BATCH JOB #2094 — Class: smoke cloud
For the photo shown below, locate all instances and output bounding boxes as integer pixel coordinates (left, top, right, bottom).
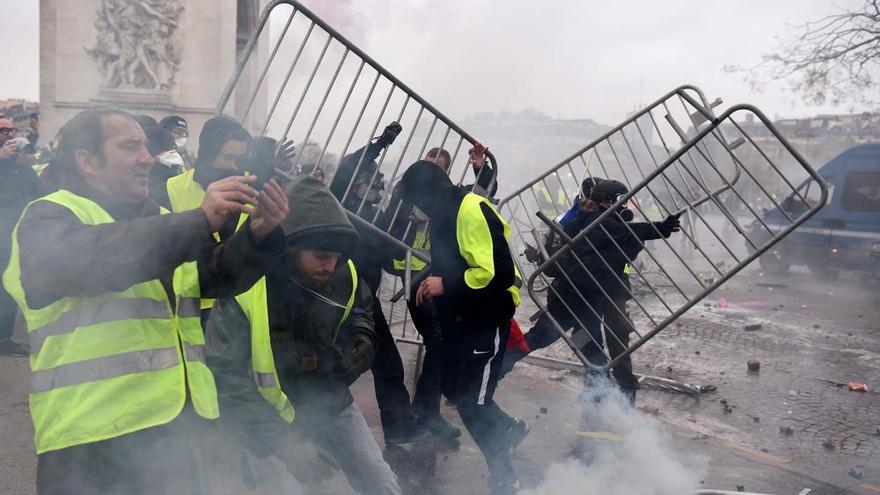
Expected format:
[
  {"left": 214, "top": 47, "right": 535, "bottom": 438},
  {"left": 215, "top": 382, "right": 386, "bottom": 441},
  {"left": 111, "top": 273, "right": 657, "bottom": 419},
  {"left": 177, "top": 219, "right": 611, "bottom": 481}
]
[{"left": 521, "top": 381, "right": 706, "bottom": 495}]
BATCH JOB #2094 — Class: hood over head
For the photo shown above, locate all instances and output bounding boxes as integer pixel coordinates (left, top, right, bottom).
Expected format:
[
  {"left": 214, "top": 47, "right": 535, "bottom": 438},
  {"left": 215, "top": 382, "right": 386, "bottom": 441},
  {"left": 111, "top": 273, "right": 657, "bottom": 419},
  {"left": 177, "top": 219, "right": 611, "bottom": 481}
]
[
  {"left": 281, "top": 175, "right": 359, "bottom": 255},
  {"left": 397, "top": 160, "right": 462, "bottom": 221},
  {"left": 195, "top": 115, "right": 251, "bottom": 169}
]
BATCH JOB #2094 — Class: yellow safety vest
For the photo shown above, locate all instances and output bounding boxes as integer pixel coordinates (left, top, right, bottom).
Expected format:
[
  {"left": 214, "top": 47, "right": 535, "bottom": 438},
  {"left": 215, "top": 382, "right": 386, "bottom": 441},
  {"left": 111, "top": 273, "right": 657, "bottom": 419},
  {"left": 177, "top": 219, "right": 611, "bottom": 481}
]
[
  {"left": 457, "top": 193, "right": 521, "bottom": 307},
  {"left": 166, "top": 169, "right": 248, "bottom": 309},
  {"left": 234, "top": 260, "right": 359, "bottom": 423},
  {"left": 2, "top": 189, "right": 218, "bottom": 454},
  {"left": 391, "top": 223, "right": 429, "bottom": 272},
  {"left": 539, "top": 185, "right": 568, "bottom": 210}
]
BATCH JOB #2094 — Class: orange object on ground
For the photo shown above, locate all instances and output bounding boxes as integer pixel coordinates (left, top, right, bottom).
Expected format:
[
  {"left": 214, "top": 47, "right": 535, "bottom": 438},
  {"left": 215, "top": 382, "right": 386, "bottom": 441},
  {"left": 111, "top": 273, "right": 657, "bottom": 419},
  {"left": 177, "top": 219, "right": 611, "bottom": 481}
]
[{"left": 848, "top": 381, "right": 868, "bottom": 392}]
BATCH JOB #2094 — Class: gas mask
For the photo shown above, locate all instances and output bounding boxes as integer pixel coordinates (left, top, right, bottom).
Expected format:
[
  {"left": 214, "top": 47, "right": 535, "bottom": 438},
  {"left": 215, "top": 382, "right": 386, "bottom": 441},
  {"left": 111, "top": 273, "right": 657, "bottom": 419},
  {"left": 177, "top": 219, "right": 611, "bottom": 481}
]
[
  {"left": 156, "top": 150, "right": 185, "bottom": 168},
  {"left": 353, "top": 173, "right": 385, "bottom": 205},
  {"left": 175, "top": 137, "right": 188, "bottom": 149}
]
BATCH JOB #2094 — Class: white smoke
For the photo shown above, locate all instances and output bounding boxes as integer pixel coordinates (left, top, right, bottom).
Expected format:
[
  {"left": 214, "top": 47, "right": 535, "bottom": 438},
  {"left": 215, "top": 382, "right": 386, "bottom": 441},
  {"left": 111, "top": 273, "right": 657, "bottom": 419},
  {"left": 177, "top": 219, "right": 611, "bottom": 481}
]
[{"left": 520, "top": 381, "right": 706, "bottom": 495}]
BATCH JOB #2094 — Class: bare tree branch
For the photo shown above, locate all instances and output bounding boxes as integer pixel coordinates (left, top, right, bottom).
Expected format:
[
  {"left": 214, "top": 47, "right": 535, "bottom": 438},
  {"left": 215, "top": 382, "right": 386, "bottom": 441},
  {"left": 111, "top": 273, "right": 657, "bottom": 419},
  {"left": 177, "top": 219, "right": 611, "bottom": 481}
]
[{"left": 726, "top": 0, "right": 880, "bottom": 107}]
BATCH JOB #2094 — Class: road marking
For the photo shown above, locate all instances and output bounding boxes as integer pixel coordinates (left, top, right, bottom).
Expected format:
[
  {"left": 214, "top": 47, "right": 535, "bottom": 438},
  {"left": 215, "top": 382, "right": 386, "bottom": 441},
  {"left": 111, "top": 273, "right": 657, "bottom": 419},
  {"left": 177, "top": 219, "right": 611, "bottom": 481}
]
[
  {"left": 576, "top": 430, "right": 624, "bottom": 442},
  {"left": 718, "top": 439, "right": 792, "bottom": 464}
]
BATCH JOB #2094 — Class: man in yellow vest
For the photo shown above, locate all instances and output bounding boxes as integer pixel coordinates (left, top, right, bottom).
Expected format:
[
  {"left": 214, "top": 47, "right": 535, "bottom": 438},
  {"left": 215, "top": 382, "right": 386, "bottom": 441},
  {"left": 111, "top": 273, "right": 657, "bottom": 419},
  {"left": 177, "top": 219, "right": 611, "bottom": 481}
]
[
  {"left": 378, "top": 143, "right": 497, "bottom": 442},
  {"left": 205, "top": 176, "right": 401, "bottom": 494},
  {"left": 397, "top": 161, "right": 527, "bottom": 495},
  {"left": 166, "top": 115, "right": 254, "bottom": 242},
  {"left": 2, "top": 108, "right": 289, "bottom": 494},
  {"left": 166, "top": 115, "right": 260, "bottom": 323}
]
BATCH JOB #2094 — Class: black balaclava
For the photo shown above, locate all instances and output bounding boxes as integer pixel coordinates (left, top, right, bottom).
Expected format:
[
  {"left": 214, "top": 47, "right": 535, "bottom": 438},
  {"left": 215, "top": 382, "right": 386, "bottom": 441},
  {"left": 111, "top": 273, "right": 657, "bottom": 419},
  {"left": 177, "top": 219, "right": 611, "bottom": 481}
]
[
  {"left": 193, "top": 115, "right": 252, "bottom": 187},
  {"left": 397, "top": 160, "right": 463, "bottom": 223}
]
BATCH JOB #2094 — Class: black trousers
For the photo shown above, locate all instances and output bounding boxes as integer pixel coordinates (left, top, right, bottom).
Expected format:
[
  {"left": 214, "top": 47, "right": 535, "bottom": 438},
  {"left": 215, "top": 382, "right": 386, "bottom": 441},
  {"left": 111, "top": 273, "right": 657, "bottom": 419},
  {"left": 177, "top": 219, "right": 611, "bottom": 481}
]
[
  {"left": 370, "top": 299, "right": 417, "bottom": 433},
  {"left": 37, "top": 409, "right": 205, "bottom": 495},
  {"left": 405, "top": 284, "right": 444, "bottom": 419},
  {"left": 441, "top": 320, "right": 516, "bottom": 480}
]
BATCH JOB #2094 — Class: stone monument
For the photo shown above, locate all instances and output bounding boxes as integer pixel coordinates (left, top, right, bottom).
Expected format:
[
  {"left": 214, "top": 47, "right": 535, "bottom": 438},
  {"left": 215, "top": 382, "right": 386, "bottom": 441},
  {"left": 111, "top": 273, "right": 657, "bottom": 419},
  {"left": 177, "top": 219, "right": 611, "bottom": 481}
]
[{"left": 40, "top": 0, "right": 265, "bottom": 150}]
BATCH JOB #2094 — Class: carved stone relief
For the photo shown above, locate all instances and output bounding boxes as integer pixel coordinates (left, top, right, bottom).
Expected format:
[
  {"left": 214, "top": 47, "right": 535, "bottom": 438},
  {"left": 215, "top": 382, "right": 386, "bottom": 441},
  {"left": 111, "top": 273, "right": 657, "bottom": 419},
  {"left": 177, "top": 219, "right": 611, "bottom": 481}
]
[{"left": 87, "top": 0, "right": 185, "bottom": 91}]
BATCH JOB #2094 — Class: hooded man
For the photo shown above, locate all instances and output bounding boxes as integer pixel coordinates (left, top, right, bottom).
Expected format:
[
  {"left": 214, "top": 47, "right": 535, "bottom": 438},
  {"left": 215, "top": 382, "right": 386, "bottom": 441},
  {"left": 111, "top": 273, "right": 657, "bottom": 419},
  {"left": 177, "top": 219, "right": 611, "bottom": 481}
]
[
  {"left": 328, "top": 122, "right": 432, "bottom": 445},
  {"left": 166, "top": 116, "right": 257, "bottom": 321},
  {"left": 397, "top": 161, "right": 527, "bottom": 495},
  {"left": 205, "top": 176, "right": 402, "bottom": 495}
]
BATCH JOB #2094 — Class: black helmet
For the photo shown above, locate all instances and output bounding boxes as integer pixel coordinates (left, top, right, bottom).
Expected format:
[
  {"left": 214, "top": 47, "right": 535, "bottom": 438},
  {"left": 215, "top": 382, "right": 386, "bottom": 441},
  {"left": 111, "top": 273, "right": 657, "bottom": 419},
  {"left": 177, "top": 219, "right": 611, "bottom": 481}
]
[
  {"left": 591, "top": 179, "right": 628, "bottom": 204},
  {"left": 580, "top": 177, "right": 603, "bottom": 200}
]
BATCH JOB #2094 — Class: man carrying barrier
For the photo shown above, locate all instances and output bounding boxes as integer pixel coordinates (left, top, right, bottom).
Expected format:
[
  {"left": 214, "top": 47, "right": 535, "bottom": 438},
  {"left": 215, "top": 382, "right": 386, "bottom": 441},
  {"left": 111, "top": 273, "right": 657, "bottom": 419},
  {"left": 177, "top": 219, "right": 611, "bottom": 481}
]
[{"left": 501, "top": 178, "right": 682, "bottom": 405}]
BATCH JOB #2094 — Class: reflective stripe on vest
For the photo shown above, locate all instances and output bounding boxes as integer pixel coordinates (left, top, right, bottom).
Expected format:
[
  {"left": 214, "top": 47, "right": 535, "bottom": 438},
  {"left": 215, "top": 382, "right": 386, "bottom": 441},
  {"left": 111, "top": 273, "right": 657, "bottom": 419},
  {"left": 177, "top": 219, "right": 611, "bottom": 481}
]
[
  {"left": 235, "top": 259, "right": 359, "bottom": 424},
  {"left": 2, "top": 189, "right": 219, "bottom": 454},
  {"left": 456, "top": 193, "right": 521, "bottom": 307},
  {"left": 392, "top": 224, "right": 430, "bottom": 272},
  {"left": 166, "top": 170, "right": 247, "bottom": 309}
]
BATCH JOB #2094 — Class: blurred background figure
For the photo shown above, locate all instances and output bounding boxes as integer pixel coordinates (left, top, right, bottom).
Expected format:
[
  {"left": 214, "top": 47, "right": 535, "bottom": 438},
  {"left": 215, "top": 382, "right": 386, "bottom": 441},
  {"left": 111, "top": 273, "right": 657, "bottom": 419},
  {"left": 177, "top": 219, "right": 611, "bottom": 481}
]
[
  {"left": 0, "top": 113, "right": 41, "bottom": 356},
  {"left": 146, "top": 125, "right": 185, "bottom": 210},
  {"left": 159, "top": 115, "right": 192, "bottom": 168}
]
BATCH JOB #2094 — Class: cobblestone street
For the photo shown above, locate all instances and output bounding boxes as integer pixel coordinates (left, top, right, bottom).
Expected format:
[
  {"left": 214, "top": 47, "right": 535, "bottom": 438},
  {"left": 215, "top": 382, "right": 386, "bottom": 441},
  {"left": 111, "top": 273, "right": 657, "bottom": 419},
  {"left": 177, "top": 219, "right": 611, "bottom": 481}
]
[{"left": 525, "top": 262, "right": 880, "bottom": 494}]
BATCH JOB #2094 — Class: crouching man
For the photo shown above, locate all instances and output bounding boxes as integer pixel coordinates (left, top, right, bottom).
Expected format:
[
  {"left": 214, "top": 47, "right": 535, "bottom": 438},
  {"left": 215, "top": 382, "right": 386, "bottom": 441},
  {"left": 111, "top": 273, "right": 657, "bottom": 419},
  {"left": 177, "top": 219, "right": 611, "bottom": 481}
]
[{"left": 205, "top": 176, "right": 402, "bottom": 495}]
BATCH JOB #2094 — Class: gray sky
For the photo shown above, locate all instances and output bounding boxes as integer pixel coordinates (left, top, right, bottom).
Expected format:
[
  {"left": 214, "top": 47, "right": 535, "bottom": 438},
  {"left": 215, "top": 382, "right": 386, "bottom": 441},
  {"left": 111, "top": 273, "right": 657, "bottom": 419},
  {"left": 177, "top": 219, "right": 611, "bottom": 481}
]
[{"left": 1, "top": 0, "right": 868, "bottom": 125}]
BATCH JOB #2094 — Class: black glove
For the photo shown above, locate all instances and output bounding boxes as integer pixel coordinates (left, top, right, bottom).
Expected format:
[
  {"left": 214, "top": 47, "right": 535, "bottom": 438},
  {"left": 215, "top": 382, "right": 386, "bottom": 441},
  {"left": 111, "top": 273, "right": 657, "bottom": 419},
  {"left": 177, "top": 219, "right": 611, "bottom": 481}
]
[
  {"left": 657, "top": 214, "right": 682, "bottom": 238},
  {"left": 523, "top": 243, "right": 541, "bottom": 264},
  {"left": 337, "top": 334, "right": 375, "bottom": 385},
  {"left": 376, "top": 122, "right": 403, "bottom": 148},
  {"left": 274, "top": 434, "right": 339, "bottom": 484}
]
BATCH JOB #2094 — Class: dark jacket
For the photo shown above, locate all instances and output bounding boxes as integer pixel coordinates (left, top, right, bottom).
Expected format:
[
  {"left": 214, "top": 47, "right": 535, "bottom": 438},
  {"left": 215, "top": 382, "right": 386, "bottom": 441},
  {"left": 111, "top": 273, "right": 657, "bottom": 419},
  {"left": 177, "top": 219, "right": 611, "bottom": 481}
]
[
  {"left": 378, "top": 160, "right": 499, "bottom": 276},
  {"left": 398, "top": 161, "right": 516, "bottom": 327},
  {"left": 205, "top": 177, "right": 376, "bottom": 453},
  {"left": 553, "top": 207, "right": 664, "bottom": 301},
  {"left": 148, "top": 163, "right": 179, "bottom": 211},
  {"left": 13, "top": 174, "right": 281, "bottom": 311},
  {"left": 0, "top": 157, "right": 43, "bottom": 268}
]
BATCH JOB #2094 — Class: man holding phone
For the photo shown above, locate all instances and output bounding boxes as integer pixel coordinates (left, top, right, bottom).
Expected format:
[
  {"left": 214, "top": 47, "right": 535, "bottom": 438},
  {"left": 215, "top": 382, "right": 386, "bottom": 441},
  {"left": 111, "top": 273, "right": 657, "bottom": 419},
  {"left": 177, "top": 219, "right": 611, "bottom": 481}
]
[{"left": 0, "top": 114, "right": 42, "bottom": 356}]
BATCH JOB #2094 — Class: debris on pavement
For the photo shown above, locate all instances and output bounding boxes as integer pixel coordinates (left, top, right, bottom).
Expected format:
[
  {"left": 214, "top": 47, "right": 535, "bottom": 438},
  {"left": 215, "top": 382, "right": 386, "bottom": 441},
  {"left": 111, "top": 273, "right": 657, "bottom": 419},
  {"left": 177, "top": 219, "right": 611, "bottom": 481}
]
[
  {"left": 822, "top": 439, "right": 835, "bottom": 451},
  {"left": 848, "top": 468, "right": 863, "bottom": 480},
  {"left": 747, "top": 360, "right": 760, "bottom": 373},
  {"left": 779, "top": 426, "right": 794, "bottom": 436},
  {"left": 539, "top": 407, "right": 548, "bottom": 414},
  {"left": 847, "top": 381, "right": 868, "bottom": 392},
  {"left": 549, "top": 370, "right": 570, "bottom": 381},
  {"left": 744, "top": 323, "right": 762, "bottom": 332}
]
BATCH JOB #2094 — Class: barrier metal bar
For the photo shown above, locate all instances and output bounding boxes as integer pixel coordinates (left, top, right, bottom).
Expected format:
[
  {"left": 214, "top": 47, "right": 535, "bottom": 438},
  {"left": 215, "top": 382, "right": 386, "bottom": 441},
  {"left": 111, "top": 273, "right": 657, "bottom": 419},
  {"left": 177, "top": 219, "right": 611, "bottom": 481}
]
[
  {"left": 527, "top": 104, "right": 826, "bottom": 372},
  {"left": 216, "top": 0, "right": 498, "bottom": 261}
]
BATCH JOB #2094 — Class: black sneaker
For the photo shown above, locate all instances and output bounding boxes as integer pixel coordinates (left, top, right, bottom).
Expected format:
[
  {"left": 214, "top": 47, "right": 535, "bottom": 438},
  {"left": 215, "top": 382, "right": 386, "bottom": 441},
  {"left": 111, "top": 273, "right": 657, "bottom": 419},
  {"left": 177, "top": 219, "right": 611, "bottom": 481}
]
[
  {"left": 416, "top": 414, "right": 462, "bottom": 440},
  {"left": 0, "top": 339, "right": 28, "bottom": 357},
  {"left": 502, "top": 418, "right": 529, "bottom": 453},
  {"left": 384, "top": 425, "right": 431, "bottom": 446},
  {"left": 488, "top": 473, "right": 521, "bottom": 495}
]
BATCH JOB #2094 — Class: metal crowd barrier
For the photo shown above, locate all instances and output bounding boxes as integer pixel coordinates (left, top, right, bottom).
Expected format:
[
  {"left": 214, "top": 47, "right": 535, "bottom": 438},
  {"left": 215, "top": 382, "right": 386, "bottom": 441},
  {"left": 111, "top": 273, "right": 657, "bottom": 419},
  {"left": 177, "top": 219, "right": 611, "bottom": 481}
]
[
  {"left": 216, "top": 0, "right": 495, "bottom": 265},
  {"left": 509, "top": 97, "right": 826, "bottom": 371}
]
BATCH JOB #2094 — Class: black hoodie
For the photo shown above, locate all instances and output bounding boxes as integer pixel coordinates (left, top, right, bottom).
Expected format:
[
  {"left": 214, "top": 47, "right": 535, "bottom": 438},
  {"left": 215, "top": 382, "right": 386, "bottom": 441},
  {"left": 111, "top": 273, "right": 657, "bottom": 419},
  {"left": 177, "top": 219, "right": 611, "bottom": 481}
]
[{"left": 398, "top": 161, "right": 515, "bottom": 327}]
